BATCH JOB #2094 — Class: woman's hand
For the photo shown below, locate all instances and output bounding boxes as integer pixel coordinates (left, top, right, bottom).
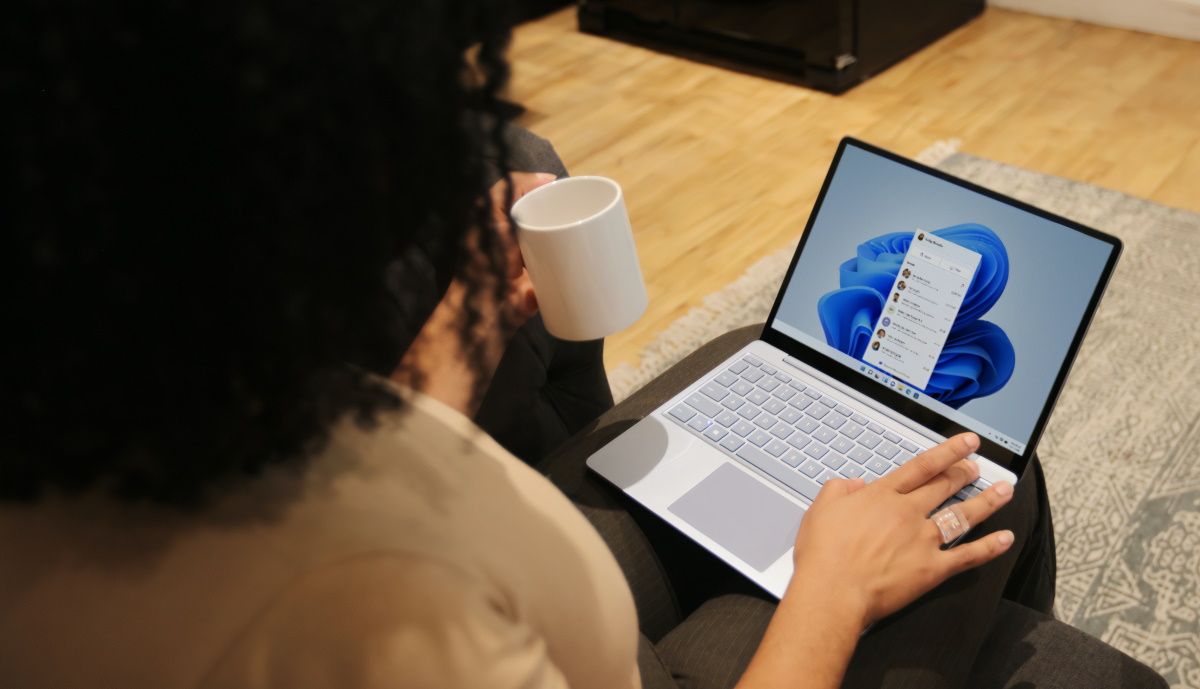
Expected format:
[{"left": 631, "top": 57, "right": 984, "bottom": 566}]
[
  {"left": 736, "top": 432, "right": 1016, "bottom": 689},
  {"left": 789, "top": 432, "right": 1015, "bottom": 630},
  {"left": 392, "top": 171, "right": 555, "bottom": 415},
  {"left": 485, "top": 171, "right": 557, "bottom": 330}
]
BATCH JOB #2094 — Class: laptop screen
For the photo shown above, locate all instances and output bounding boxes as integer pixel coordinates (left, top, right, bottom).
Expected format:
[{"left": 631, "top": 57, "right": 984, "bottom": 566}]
[{"left": 768, "top": 142, "right": 1117, "bottom": 455}]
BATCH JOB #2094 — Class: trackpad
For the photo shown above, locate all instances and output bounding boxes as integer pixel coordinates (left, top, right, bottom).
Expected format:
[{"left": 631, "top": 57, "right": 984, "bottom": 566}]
[{"left": 668, "top": 463, "right": 805, "bottom": 572}]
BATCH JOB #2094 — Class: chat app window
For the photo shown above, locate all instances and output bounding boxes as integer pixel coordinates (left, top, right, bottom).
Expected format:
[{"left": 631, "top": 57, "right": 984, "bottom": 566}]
[{"left": 862, "top": 231, "right": 982, "bottom": 390}]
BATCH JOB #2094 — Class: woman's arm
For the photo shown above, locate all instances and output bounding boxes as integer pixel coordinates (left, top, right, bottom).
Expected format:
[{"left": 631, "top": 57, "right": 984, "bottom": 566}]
[{"left": 736, "top": 433, "right": 1016, "bottom": 689}]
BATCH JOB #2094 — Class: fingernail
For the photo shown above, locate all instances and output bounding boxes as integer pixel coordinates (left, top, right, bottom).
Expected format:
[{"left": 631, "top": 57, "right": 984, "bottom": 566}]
[
  {"left": 997, "top": 530, "right": 1014, "bottom": 547},
  {"left": 963, "top": 433, "right": 980, "bottom": 451},
  {"left": 535, "top": 172, "right": 558, "bottom": 181},
  {"left": 994, "top": 481, "right": 1013, "bottom": 498}
]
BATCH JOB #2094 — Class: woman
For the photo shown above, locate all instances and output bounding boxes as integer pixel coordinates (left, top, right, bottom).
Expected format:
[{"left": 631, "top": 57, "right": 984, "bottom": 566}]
[{"left": 4, "top": 1, "right": 1164, "bottom": 688}]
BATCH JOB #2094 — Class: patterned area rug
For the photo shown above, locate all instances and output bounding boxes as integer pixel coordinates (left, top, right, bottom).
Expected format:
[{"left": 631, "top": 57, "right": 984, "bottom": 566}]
[{"left": 609, "top": 143, "right": 1200, "bottom": 687}]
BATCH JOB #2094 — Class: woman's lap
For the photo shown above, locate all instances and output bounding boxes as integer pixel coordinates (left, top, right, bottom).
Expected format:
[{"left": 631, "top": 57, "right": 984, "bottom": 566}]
[{"left": 521, "top": 323, "right": 1159, "bottom": 688}]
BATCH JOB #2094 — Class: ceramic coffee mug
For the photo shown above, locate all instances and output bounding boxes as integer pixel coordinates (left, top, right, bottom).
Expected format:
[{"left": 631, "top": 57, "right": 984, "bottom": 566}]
[{"left": 510, "top": 176, "right": 647, "bottom": 341}]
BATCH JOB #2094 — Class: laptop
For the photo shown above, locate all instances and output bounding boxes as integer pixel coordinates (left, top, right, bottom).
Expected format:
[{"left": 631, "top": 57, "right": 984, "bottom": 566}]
[{"left": 588, "top": 137, "right": 1121, "bottom": 598}]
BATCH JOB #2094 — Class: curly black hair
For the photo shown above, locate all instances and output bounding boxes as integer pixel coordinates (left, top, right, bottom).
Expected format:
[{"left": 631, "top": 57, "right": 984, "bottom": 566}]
[{"left": 4, "top": 0, "right": 516, "bottom": 504}]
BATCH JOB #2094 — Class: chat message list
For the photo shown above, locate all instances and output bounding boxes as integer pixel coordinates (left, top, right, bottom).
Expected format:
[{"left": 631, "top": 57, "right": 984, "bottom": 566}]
[{"left": 862, "top": 230, "right": 982, "bottom": 390}]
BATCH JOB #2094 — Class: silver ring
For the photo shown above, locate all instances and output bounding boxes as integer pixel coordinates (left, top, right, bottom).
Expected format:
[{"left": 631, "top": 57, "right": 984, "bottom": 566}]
[{"left": 932, "top": 505, "right": 969, "bottom": 544}]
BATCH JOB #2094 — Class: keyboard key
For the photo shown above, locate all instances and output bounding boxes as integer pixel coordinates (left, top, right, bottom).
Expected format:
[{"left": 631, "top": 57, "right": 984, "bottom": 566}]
[
  {"left": 720, "top": 435, "right": 745, "bottom": 452},
  {"left": 728, "top": 361, "right": 749, "bottom": 374},
  {"left": 819, "top": 396, "right": 838, "bottom": 408},
  {"left": 812, "top": 426, "right": 837, "bottom": 444},
  {"left": 735, "top": 444, "right": 821, "bottom": 502},
  {"left": 821, "top": 453, "right": 847, "bottom": 470},
  {"left": 715, "top": 410, "right": 739, "bottom": 427},
  {"left": 876, "top": 442, "right": 900, "bottom": 459},
  {"left": 715, "top": 371, "right": 739, "bottom": 387},
  {"left": 804, "top": 388, "right": 821, "bottom": 400},
  {"left": 789, "top": 396, "right": 813, "bottom": 411},
  {"left": 789, "top": 381, "right": 808, "bottom": 392},
  {"left": 686, "top": 393, "right": 722, "bottom": 418},
  {"left": 754, "top": 414, "right": 778, "bottom": 430},
  {"left": 882, "top": 430, "right": 901, "bottom": 444},
  {"left": 774, "top": 372, "right": 791, "bottom": 383},
  {"left": 731, "top": 420, "right": 755, "bottom": 437},
  {"left": 669, "top": 404, "right": 696, "bottom": 422},
  {"left": 737, "top": 406, "right": 761, "bottom": 421},
  {"left": 704, "top": 425, "right": 728, "bottom": 442},
  {"left": 963, "top": 484, "right": 983, "bottom": 498},
  {"left": 839, "top": 464, "right": 866, "bottom": 479},
  {"left": 816, "top": 469, "right": 838, "bottom": 485},
  {"left": 807, "top": 405, "right": 830, "bottom": 420},
  {"left": 779, "top": 407, "right": 803, "bottom": 425},
  {"left": 772, "top": 386, "right": 797, "bottom": 402},
  {"left": 851, "top": 414, "right": 870, "bottom": 426},
  {"left": 848, "top": 446, "right": 873, "bottom": 465},
  {"left": 866, "top": 458, "right": 891, "bottom": 475},
  {"left": 687, "top": 415, "right": 710, "bottom": 432},
  {"left": 732, "top": 380, "right": 754, "bottom": 396},
  {"left": 900, "top": 440, "right": 919, "bottom": 453},
  {"left": 822, "top": 414, "right": 847, "bottom": 430},
  {"left": 748, "top": 429, "right": 772, "bottom": 447},
  {"left": 893, "top": 452, "right": 914, "bottom": 465},
  {"left": 782, "top": 449, "right": 806, "bottom": 468},
  {"left": 804, "top": 443, "right": 830, "bottom": 460},
  {"left": 796, "top": 417, "right": 820, "bottom": 434},
  {"left": 764, "top": 439, "right": 789, "bottom": 458},
  {"left": 858, "top": 432, "right": 882, "bottom": 449},
  {"left": 747, "top": 389, "right": 770, "bottom": 405},
  {"left": 840, "top": 423, "right": 863, "bottom": 439},
  {"left": 763, "top": 398, "right": 786, "bottom": 415},
  {"left": 830, "top": 436, "right": 855, "bottom": 454},
  {"left": 722, "top": 396, "right": 746, "bottom": 411},
  {"left": 701, "top": 383, "right": 728, "bottom": 402},
  {"left": 798, "top": 460, "right": 823, "bottom": 478},
  {"left": 756, "top": 378, "right": 781, "bottom": 392},
  {"left": 770, "top": 424, "right": 794, "bottom": 439},
  {"left": 743, "top": 355, "right": 763, "bottom": 367},
  {"left": 761, "top": 364, "right": 777, "bottom": 375},
  {"left": 834, "top": 405, "right": 853, "bottom": 417},
  {"left": 866, "top": 422, "right": 885, "bottom": 435},
  {"left": 786, "top": 434, "right": 811, "bottom": 451},
  {"left": 740, "top": 368, "right": 765, "bottom": 383}
]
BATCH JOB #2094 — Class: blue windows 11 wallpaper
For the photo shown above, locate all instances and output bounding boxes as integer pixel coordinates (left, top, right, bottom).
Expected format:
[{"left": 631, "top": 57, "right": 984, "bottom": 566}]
[
  {"left": 772, "top": 145, "right": 1113, "bottom": 448},
  {"left": 816, "top": 224, "right": 1013, "bottom": 409}
]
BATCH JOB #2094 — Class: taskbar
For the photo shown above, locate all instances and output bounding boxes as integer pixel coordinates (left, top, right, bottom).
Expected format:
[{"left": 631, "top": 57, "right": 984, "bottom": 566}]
[{"left": 770, "top": 321, "right": 1028, "bottom": 455}]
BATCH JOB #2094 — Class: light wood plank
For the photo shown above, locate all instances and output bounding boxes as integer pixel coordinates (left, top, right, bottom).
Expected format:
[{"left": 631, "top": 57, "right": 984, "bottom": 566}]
[{"left": 506, "top": 8, "right": 1200, "bottom": 371}]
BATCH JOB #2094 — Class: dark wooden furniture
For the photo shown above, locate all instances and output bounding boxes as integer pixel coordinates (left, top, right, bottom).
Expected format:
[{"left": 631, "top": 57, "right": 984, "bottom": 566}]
[{"left": 578, "top": 0, "right": 985, "bottom": 93}]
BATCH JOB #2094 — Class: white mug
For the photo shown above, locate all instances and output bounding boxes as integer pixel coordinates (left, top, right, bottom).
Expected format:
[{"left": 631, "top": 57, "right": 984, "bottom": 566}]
[{"left": 510, "top": 176, "right": 647, "bottom": 341}]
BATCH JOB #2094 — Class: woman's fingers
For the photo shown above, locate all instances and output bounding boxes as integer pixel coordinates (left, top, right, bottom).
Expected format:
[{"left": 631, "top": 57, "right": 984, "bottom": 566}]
[
  {"left": 882, "top": 432, "right": 980, "bottom": 494},
  {"left": 941, "top": 528, "right": 1016, "bottom": 576},
  {"left": 908, "top": 458, "right": 980, "bottom": 511},
  {"left": 930, "top": 481, "right": 1014, "bottom": 540}
]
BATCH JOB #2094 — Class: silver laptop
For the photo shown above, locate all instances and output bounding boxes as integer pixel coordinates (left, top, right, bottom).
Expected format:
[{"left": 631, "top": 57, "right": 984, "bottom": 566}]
[{"left": 588, "top": 138, "right": 1121, "bottom": 598}]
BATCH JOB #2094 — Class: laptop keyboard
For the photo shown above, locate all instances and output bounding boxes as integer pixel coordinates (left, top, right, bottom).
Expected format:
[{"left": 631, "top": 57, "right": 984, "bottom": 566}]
[{"left": 666, "top": 354, "right": 989, "bottom": 506}]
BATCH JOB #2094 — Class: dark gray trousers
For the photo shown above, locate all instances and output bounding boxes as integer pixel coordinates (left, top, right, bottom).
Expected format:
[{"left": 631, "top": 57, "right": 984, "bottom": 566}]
[{"left": 532, "top": 325, "right": 1165, "bottom": 689}]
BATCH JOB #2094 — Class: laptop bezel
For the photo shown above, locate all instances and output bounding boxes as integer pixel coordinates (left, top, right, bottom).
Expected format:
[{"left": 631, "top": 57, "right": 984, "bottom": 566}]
[{"left": 760, "top": 137, "right": 1122, "bottom": 478}]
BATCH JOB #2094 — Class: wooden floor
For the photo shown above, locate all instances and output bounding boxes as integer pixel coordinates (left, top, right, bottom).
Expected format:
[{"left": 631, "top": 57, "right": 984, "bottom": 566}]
[{"left": 507, "top": 7, "right": 1200, "bottom": 370}]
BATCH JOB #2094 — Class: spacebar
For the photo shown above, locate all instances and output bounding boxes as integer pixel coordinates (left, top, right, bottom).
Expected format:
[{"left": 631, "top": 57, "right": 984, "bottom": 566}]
[{"left": 735, "top": 444, "right": 822, "bottom": 502}]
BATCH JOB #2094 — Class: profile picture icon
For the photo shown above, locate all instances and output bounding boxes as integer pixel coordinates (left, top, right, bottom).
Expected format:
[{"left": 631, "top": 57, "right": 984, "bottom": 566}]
[
  {"left": 882, "top": 317, "right": 891, "bottom": 326},
  {"left": 897, "top": 280, "right": 907, "bottom": 291},
  {"left": 902, "top": 268, "right": 911, "bottom": 278},
  {"left": 892, "top": 292, "right": 900, "bottom": 303},
  {"left": 917, "top": 232, "right": 925, "bottom": 241},
  {"left": 871, "top": 341, "right": 881, "bottom": 351},
  {"left": 876, "top": 329, "right": 886, "bottom": 338}
]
